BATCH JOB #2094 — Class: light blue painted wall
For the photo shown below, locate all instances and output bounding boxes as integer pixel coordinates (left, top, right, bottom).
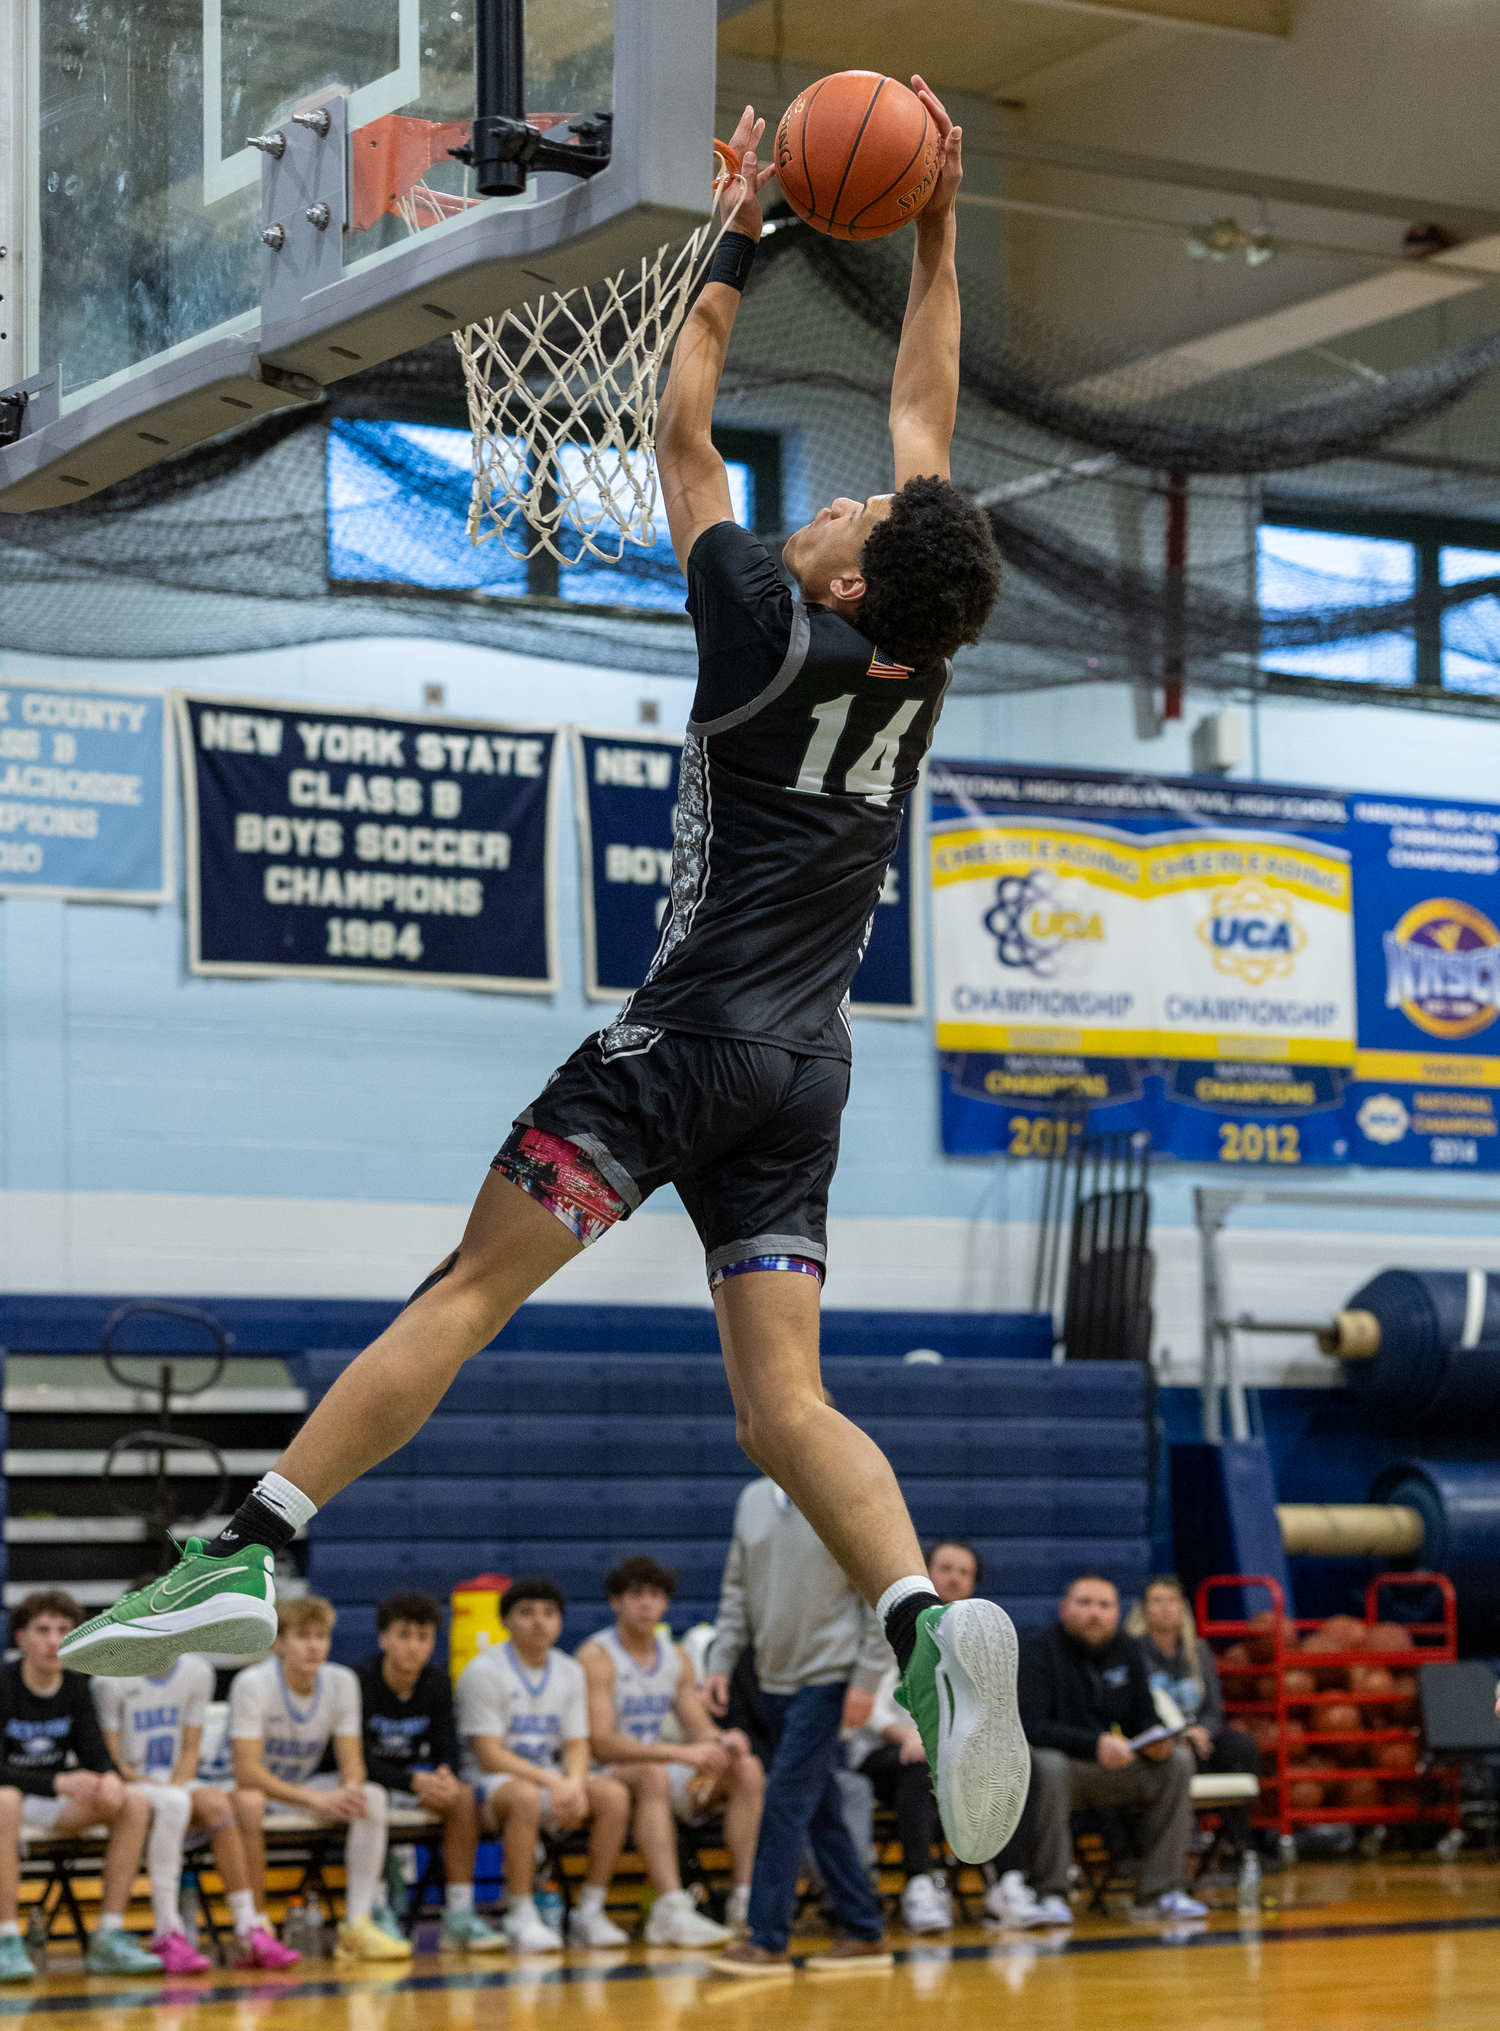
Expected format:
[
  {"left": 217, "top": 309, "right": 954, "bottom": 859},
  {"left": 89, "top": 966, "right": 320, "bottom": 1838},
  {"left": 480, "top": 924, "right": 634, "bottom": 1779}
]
[{"left": 4, "top": 638, "right": 1500, "bottom": 1251}]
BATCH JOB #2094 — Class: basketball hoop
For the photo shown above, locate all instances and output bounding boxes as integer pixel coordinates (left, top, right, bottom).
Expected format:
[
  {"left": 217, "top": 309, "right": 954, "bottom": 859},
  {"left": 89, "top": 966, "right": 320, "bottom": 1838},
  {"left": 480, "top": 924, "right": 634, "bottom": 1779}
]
[{"left": 453, "top": 140, "right": 744, "bottom": 566}]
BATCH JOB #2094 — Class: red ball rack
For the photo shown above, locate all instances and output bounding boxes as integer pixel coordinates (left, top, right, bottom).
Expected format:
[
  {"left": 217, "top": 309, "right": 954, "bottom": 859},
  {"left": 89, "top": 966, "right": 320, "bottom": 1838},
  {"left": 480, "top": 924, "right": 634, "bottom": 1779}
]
[{"left": 1195, "top": 1572, "right": 1460, "bottom": 1840}]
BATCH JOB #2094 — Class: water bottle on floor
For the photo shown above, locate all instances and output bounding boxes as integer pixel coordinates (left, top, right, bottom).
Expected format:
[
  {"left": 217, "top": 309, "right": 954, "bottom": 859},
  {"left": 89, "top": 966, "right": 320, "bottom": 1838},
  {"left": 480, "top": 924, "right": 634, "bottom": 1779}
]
[
  {"left": 304, "top": 1891, "right": 329, "bottom": 1958},
  {"left": 535, "top": 1882, "right": 565, "bottom": 1935},
  {"left": 281, "top": 1898, "right": 308, "bottom": 1960},
  {"left": 179, "top": 1872, "right": 201, "bottom": 1953},
  {"left": 1238, "top": 1850, "right": 1262, "bottom": 1916},
  {"left": 24, "top": 1905, "right": 48, "bottom": 1972}
]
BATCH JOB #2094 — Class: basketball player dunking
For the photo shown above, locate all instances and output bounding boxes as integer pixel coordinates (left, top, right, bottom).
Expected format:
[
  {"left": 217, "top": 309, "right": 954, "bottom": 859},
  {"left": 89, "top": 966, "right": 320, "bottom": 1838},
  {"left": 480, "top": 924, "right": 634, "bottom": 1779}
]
[{"left": 62, "top": 83, "right": 1029, "bottom": 1873}]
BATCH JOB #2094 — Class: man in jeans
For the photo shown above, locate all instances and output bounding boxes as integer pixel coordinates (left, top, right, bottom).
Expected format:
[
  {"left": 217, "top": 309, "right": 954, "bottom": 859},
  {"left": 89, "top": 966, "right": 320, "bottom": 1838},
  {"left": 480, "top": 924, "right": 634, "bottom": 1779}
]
[
  {"left": 1019, "top": 1575, "right": 1207, "bottom": 1924},
  {"left": 702, "top": 1477, "right": 892, "bottom": 1976}
]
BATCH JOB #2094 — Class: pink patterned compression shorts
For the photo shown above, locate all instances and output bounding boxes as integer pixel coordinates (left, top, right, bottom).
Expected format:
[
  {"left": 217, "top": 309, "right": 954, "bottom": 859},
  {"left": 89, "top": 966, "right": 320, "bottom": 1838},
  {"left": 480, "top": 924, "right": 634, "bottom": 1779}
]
[{"left": 492, "top": 1128, "right": 627, "bottom": 1247}]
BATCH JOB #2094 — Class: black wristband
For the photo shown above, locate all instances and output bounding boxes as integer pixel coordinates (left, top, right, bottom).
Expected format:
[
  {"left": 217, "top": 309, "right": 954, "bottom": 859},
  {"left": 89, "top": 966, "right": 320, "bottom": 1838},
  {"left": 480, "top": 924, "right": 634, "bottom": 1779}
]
[{"left": 706, "top": 231, "right": 758, "bottom": 293}]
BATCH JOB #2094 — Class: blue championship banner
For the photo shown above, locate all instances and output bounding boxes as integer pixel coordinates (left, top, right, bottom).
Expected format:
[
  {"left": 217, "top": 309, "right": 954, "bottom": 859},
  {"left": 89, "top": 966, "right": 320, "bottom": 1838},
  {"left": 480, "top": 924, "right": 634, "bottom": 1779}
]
[
  {"left": 573, "top": 729, "right": 922, "bottom": 1016},
  {"left": 931, "top": 762, "right": 1356, "bottom": 1165},
  {"left": 177, "top": 696, "right": 558, "bottom": 991},
  {"left": 0, "top": 678, "right": 169, "bottom": 902},
  {"left": 1346, "top": 792, "right": 1500, "bottom": 1170}
]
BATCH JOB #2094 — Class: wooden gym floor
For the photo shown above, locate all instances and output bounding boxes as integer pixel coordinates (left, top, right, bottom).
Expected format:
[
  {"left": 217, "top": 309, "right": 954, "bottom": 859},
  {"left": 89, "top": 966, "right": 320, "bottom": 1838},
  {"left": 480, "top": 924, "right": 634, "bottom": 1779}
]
[{"left": 9, "top": 1859, "right": 1500, "bottom": 2031}]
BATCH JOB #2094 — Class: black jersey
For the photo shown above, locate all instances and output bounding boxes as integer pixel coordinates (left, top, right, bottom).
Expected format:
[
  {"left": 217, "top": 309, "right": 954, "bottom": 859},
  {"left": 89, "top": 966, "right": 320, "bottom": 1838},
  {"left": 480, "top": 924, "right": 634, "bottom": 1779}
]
[
  {"left": 355, "top": 1656, "right": 461, "bottom": 1791},
  {"left": 0, "top": 1662, "right": 115, "bottom": 1797},
  {"left": 606, "top": 521, "right": 950, "bottom": 1063}
]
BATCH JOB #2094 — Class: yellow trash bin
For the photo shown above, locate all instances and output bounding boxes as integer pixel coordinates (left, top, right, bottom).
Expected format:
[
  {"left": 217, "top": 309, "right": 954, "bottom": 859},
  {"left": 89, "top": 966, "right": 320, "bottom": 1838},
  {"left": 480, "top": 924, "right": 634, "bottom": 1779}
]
[{"left": 450, "top": 1573, "right": 511, "bottom": 1679}]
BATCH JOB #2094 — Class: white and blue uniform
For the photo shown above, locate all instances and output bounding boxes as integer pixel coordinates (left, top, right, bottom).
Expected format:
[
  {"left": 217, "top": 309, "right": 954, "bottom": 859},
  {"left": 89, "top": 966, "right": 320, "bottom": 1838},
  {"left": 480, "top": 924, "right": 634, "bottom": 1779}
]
[
  {"left": 92, "top": 1656, "right": 215, "bottom": 1785},
  {"left": 456, "top": 1645, "right": 588, "bottom": 1831},
  {"left": 588, "top": 1629, "right": 706, "bottom": 1823},
  {"left": 228, "top": 1657, "right": 362, "bottom": 1809}
]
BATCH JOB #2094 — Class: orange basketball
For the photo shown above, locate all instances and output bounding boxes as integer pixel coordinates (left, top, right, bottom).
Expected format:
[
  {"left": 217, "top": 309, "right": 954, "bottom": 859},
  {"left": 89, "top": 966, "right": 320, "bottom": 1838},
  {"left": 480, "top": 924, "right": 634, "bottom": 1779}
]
[
  {"left": 1340, "top": 1777, "right": 1382, "bottom": 1809},
  {"left": 774, "top": 72, "right": 939, "bottom": 240}
]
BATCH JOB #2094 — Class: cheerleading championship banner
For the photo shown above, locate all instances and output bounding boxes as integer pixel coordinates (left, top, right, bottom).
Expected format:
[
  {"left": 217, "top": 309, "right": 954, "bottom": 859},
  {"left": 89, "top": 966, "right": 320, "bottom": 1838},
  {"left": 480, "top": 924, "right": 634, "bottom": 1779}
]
[
  {"left": 1345, "top": 792, "right": 1500, "bottom": 1170},
  {"left": 0, "top": 678, "right": 171, "bottom": 903},
  {"left": 177, "top": 697, "right": 558, "bottom": 991},
  {"left": 931, "top": 762, "right": 1357, "bottom": 1164},
  {"left": 574, "top": 729, "right": 922, "bottom": 1015}
]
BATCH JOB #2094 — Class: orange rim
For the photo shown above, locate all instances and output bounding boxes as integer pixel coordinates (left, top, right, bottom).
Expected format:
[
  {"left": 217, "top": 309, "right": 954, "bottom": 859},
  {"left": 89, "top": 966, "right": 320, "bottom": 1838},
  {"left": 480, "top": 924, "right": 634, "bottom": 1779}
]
[{"left": 712, "top": 137, "right": 741, "bottom": 184}]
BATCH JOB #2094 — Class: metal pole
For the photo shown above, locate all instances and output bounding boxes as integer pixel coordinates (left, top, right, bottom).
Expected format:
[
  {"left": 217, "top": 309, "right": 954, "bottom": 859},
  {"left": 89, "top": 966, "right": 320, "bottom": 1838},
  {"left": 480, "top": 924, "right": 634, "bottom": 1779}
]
[
  {"left": 473, "top": 0, "right": 527, "bottom": 198},
  {"left": 1196, "top": 1186, "right": 1223, "bottom": 1441}
]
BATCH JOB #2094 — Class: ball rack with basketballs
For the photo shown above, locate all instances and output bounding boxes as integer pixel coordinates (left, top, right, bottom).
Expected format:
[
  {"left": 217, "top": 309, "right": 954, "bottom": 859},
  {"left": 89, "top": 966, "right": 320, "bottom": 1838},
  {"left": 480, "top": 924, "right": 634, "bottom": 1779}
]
[{"left": 1196, "top": 1575, "right": 1461, "bottom": 1844}]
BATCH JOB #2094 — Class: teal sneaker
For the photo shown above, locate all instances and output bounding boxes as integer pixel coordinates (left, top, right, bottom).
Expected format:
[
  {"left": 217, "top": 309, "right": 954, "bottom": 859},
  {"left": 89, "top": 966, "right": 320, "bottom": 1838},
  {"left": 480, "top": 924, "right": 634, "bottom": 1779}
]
[
  {"left": 893, "top": 1598, "right": 1029, "bottom": 1865},
  {"left": 0, "top": 1937, "right": 34, "bottom": 1983},
  {"left": 84, "top": 1928, "right": 164, "bottom": 1975},
  {"left": 59, "top": 1538, "right": 277, "bottom": 1677},
  {"left": 371, "top": 1903, "right": 407, "bottom": 1944},
  {"left": 438, "top": 1911, "right": 507, "bottom": 1954}
]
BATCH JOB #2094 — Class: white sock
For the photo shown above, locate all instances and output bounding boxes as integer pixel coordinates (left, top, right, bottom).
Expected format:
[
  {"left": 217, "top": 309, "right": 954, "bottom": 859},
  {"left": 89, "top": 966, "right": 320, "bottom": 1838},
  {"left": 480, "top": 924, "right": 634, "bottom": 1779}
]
[
  {"left": 579, "top": 1886, "right": 605, "bottom": 1915},
  {"left": 876, "top": 1575, "right": 940, "bottom": 1625},
  {"left": 253, "top": 1471, "right": 318, "bottom": 1533},
  {"left": 445, "top": 1883, "right": 474, "bottom": 1914},
  {"left": 508, "top": 1894, "right": 537, "bottom": 1918},
  {"left": 0, "top": 1923, "right": 19, "bottom": 1939},
  {"left": 146, "top": 1787, "right": 193, "bottom": 1936},
  {"left": 342, "top": 1786, "right": 386, "bottom": 1924},
  {"left": 227, "top": 1891, "right": 257, "bottom": 1940},
  {"left": 98, "top": 1913, "right": 124, "bottom": 1932}
]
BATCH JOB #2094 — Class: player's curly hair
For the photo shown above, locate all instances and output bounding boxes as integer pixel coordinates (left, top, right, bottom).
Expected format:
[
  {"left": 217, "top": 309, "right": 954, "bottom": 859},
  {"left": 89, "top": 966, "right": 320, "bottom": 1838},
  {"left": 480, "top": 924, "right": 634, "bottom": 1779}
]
[{"left": 857, "top": 474, "right": 1000, "bottom": 665}]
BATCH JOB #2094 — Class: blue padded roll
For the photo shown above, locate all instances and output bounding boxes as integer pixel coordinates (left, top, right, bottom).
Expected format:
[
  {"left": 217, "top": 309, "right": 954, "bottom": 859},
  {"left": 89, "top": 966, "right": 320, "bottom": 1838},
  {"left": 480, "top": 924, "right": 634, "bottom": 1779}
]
[
  {"left": 1336, "top": 1269, "right": 1500, "bottom": 1427},
  {"left": 1370, "top": 1457, "right": 1500, "bottom": 1622}
]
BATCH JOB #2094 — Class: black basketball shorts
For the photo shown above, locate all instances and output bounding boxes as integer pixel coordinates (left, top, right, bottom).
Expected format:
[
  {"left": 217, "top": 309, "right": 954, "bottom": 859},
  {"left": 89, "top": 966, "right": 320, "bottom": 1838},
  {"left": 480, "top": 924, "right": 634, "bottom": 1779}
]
[{"left": 508, "top": 1027, "right": 849, "bottom": 1284}]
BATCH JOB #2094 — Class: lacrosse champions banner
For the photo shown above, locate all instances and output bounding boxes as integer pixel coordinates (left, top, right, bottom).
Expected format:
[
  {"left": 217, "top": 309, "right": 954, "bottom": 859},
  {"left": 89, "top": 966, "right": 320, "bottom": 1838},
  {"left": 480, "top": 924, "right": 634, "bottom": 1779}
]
[
  {"left": 575, "top": 729, "right": 922, "bottom": 1016},
  {"left": 931, "top": 762, "right": 1359, "bottom": 1165}
]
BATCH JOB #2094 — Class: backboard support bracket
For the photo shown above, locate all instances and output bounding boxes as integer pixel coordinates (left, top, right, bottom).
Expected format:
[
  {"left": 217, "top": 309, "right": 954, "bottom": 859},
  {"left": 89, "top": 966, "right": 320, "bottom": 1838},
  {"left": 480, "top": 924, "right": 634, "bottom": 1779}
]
[
  {"left": 258, "top": 98, "right": 349, "bottom": 329},
  {"left": 0, "top": 364, "right": 60, "bottom": 448}
]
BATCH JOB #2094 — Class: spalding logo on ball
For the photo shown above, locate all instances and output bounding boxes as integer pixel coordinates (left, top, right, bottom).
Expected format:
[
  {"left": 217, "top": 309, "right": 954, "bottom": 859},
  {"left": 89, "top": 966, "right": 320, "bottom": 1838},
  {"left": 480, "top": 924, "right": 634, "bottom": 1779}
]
[{"left": 775, "top": 73, "right": 939, "bottom": 241}]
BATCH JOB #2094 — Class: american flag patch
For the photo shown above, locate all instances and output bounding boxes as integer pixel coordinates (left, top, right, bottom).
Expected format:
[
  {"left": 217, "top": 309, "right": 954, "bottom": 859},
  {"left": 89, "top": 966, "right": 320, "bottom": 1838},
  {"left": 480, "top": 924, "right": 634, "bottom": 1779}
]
[{"left": 867, "top": 647, "right": 914, "bottom": 680}]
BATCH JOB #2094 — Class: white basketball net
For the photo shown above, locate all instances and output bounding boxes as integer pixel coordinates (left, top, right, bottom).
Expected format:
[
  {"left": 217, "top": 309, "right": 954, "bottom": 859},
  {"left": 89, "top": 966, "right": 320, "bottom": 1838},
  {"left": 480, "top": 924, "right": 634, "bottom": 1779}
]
[{"left": 455, "top": 161, "right": 743, "bottom": 565}]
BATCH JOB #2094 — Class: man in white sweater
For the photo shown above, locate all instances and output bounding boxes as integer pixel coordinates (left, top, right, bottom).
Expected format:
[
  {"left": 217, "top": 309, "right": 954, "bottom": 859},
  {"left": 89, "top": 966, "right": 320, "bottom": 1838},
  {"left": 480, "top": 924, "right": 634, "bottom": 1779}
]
[{"left": 701, "top": 1477, "right": 894, "bottom": 1976}]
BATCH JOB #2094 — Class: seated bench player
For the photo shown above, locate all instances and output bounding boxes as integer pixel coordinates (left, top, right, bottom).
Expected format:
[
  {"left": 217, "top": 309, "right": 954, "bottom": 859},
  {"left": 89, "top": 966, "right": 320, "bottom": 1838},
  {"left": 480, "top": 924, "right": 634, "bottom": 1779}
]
[
  {"left": 0, "top": 1591, "right": 161, "bottom": 1980},
  {"left": 578, "top": 1556, "right": 759, "bottom": 1941},
  {"left": 229, "top": 1595, "right": 411, "bottom": 1961},
  {"left": 456, "top": 1579, "right": 632, "bottom": 1951},
  {"left": 93, "top": 1632, "right": 290, "bottom": 1971},
  {"left": 355, "top": 1592, "right": 504, "bottom": 1953}
]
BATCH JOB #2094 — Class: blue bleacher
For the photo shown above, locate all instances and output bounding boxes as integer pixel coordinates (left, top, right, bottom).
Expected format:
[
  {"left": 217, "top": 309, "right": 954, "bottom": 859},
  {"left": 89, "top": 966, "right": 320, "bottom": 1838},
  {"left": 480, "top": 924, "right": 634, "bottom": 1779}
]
[{"left": 298, "top": 1352, "right": 1152, "bottom": 1665}]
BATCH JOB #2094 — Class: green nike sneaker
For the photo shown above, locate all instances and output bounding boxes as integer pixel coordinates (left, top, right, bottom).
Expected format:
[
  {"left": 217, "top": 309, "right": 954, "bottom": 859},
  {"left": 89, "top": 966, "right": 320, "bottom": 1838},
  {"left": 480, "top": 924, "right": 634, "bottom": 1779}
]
[
  {"left": 894, "top": 1597, "right": 1029, "bottom": 1865},
  {"left": 59, "top": 1538, "right": 278, "bottom": 1677}
]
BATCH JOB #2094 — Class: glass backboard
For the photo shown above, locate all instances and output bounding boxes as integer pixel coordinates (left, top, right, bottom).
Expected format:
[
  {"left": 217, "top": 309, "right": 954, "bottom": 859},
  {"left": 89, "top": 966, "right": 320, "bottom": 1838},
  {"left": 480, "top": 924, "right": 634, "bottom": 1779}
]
[
  {"left": 36, "top": 0, "right": 613, "bottom": 402},
  {"left": 1, "top": 0, "right": 713, "bottom": 511}
]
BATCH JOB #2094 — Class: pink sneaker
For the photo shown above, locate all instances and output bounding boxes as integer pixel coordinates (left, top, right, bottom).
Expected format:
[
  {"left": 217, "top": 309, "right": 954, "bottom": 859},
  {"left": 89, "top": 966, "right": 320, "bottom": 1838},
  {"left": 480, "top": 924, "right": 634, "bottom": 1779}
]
[
  {"left": 152, "top": 1931, "right": 213, "bottom": 1974},
  {"left": 236, "top": 1926, "right": 301, "bottom": 1970}
]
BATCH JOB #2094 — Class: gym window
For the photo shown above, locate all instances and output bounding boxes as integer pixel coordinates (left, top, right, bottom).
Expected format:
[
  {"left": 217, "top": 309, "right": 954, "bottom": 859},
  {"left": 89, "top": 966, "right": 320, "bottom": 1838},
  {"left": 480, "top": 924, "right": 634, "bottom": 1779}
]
[
  {"left": 1259, "top": 505, "right": 1500, "bottom": 695},
  {"left": 325, "top": 418, "right": 782, "bottom": 614}
]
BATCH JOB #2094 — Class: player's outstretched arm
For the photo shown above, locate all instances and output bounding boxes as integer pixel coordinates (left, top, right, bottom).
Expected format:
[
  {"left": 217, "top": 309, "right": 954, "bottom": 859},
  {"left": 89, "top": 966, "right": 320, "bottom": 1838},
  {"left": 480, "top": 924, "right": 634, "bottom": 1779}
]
[
  {"left": 889, "top": 77, "right": 962, "bottom": 487},
  {"left": 657, "top": 106, "right": 776, "bottom": 569}
]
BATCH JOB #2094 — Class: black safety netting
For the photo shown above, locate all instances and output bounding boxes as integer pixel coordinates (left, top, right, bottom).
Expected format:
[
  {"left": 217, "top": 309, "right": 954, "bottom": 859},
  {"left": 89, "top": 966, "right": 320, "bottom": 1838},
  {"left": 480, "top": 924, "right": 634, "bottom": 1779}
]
[{"left": 6, "top": 213, "right": 1500, "bottom": 693}]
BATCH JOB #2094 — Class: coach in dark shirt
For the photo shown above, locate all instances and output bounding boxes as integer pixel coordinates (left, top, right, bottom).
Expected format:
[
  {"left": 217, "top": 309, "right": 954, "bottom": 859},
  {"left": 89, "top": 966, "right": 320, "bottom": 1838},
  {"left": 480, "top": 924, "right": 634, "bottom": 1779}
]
[
  {"left": 1018, "top": 1575, "right": 1202, "bottom": 1922},
  {"left": 355, "top": 1593, "right": 502, "bottom": 1950}
]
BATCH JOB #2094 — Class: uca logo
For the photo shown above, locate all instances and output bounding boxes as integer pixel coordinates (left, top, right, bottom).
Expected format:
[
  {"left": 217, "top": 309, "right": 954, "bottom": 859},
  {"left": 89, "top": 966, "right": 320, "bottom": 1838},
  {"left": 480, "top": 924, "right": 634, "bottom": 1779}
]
[
  {"left": 1197, "top": 878, "right": 1306, "bottom": 987},
  {"left": 985, "top": 871, "right": 1103, "bottom": 975}
]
